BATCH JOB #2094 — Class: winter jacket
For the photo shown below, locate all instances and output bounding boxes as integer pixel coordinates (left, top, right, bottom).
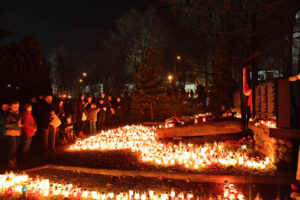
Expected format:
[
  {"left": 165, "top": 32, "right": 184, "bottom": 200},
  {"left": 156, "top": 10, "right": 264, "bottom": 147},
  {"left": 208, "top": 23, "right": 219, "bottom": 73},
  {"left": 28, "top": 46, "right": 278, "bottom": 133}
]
[
  {"left": 49, "top": 113, "right": 61, "bottom": 128},
  {"left": 55, "top": 105, "right": 65, "bottom": 120},
  {"left": 73, "top": 100, "right": 86, "bottom": 122},
  {"left": 88, "top": 108, "right": 99, "bottom": 122},
  {"left": 39, "top": 101, "right": 53, "bottom": 129},
  {"left": 5, "top": 110, "right": 22, "bottom": 136},
  {"left": 0, "top": 110, "right": 7, "bottom": 136},
  {"left": 22, "top": 111, "right": 37, "bottom": 137}
]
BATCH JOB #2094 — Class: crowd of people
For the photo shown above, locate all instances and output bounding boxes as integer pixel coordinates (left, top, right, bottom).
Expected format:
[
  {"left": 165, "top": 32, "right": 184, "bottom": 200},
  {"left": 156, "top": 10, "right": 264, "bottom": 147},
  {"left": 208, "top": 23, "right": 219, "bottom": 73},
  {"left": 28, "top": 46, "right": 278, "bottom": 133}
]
[{"left": 0, "top": 93, "right": 130, "bottom": 168}]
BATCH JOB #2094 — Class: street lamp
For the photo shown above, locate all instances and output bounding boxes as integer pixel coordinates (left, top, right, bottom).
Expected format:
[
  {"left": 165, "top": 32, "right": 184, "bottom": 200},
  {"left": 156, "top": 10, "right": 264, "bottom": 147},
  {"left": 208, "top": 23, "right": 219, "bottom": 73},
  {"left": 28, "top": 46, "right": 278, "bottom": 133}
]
[
  {"left": 176, "top": 55, "right": 181, "bottom": 60},
  {"left": 82, "top": 72, "right": 87, "bottom": 77},
  {"left": 168, "top": 75, "right": 173, "bottom": 83},
  {"left": 79, "top": 79, "right": 83, "bottom": 83}
]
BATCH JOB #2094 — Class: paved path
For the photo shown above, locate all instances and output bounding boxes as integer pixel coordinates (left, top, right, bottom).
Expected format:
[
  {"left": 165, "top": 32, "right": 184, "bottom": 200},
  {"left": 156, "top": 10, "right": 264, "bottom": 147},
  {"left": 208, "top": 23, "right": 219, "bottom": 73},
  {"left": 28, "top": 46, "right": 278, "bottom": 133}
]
[{"left": 25, "top": 164, "right": 295, "bottom": 185}]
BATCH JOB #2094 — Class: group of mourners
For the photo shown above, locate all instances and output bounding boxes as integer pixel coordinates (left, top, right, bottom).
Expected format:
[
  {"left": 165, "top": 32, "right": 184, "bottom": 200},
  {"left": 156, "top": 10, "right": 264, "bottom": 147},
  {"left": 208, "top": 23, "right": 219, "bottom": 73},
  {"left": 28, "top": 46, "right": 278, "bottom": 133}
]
[{"left": 0, "top": 93, "right": 130, "bottom": 168}]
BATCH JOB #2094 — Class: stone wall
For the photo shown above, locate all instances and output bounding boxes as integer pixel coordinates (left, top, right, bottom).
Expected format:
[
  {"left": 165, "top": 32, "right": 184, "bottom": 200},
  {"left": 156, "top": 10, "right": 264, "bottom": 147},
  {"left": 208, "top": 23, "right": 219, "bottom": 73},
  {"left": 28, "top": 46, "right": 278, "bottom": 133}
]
[{"left": 252, "top": 126, "right": 293, "bottom": 164}]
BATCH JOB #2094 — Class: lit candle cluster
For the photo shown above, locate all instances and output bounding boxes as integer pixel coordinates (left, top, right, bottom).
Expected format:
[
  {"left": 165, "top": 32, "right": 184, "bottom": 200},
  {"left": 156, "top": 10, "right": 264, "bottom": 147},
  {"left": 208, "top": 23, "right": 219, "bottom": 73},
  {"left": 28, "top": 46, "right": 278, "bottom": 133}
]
[
  {"left": 255, "top": 120, "right": 277, "bottom": 129},
  {"left": 68, "top": 125, "right": 272, "bottom": 170},
  {"left": 0, "top": 172, "right": 245, "bottom": 200}
]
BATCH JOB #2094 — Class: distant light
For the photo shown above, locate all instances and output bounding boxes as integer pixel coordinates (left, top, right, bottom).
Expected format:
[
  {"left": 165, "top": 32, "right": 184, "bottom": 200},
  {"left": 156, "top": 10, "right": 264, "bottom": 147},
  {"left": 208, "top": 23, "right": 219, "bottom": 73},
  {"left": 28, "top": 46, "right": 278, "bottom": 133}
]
[
  {"left": 61, "top": 93, "right": 67, "bottom": 99},
  {"left": 82, "top": 72, "right": 87, "bottom": 77},
  {"left": 176, "top": 56, "right": 181, "bottom": 60},
  {"left": 7, "top": 84, "right": 11, "bottom": 88},
  {"left": 16, "top": 86, "right": 19, "bottom": 90},
  {"left": 168, "top": 75, "right": 173, "bottom": 81},
  {"left": 79, "top": 79, "right": 83, "bottom": 83}
]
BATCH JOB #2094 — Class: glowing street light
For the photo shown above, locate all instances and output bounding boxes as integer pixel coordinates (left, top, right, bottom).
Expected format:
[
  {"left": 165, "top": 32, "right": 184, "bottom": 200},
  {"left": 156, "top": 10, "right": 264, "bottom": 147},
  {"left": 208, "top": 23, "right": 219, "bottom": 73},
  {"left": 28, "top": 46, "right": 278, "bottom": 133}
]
[
  {"left": 82, "top": 72, "right": 87, "bottom": 77},
  {"left": 168, "top": 75, "right": 173, "bottom": 83},
  {"left": 176, "top": 56, "right": 181, "bottom": 60},
  {"left": 79, "top": 79, "right": 83, "bottom": 83}
]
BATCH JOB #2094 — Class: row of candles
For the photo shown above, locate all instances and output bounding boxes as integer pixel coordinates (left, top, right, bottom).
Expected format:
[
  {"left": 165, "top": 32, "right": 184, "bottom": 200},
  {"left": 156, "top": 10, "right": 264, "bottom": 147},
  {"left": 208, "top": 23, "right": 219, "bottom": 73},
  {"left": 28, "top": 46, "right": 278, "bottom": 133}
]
[
  {"left": 68, "top": 125, "right": 273, "bottom": 170},
  {"left": 255, "top": 120, "right": 277, "bottom": 129},
  {"left": 0, "top": 172, "right": 245, "bottom": 199}
]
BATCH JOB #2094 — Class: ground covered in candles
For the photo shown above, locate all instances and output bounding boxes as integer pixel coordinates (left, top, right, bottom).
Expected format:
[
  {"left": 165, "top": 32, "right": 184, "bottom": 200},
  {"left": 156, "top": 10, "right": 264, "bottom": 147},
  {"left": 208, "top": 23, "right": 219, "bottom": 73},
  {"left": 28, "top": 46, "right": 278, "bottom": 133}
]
[
  {"left": 0, "top": 168, "right": 292, "bottom": 199},
  {"left": 13, "top": 125, "right": 297, "bottom": 177},
  {"left": 65, "top": 125, "right": 275, "bottom": 174}
]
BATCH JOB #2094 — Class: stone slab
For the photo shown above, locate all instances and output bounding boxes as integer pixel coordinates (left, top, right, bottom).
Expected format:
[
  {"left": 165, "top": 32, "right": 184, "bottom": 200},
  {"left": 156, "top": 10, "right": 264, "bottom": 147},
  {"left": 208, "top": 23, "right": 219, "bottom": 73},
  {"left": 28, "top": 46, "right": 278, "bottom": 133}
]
[
  {"left": 249, "top": 123, "right": 300, "bottom": 139},
  {"left": 156, "top": 121, "right": 242, "bottom": 139}
]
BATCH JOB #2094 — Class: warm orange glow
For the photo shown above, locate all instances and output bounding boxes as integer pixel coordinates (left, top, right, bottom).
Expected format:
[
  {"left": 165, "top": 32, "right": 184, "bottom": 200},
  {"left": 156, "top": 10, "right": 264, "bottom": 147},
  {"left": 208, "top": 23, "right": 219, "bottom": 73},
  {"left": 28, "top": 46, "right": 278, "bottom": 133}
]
[
  {"left": 255, "top": 120, "right": 277, "bottom": 129},
  {"left": 0, "top": 172, "right": 245, "bottom": 199},
  {"left": 68, "top": 125, "right": 273, "bottom": 170}
]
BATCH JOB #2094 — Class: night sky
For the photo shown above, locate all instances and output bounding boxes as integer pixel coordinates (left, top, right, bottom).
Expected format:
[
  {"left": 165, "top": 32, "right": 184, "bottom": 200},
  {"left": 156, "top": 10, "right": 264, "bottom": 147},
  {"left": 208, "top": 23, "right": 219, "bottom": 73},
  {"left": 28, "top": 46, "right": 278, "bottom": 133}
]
[{"left": 1, "top": 0, "right": 152, "bottom": 65}]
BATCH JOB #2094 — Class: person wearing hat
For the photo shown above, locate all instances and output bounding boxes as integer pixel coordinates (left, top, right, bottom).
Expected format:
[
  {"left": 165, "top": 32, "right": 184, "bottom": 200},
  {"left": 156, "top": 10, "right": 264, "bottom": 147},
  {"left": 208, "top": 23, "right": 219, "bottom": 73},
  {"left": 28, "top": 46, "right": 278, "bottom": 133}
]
[{"left": 22, "top": 103, "right": 37, "bottom": 160}]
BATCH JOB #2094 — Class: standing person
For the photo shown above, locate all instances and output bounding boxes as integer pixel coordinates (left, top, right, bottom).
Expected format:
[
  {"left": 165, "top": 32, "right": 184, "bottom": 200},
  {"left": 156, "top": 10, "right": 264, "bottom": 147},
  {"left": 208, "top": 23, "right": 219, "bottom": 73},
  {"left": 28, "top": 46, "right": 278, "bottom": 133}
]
[
  {"left": 55, "top": 99, "right": 65, "bottom": 121},
  {"left": 84, "top": 96, "right": 93, "bottom": 134},
  {"left": 49, "top": 110, "right": 61, "bottom": 151},
  {"left": 55, "top": 99, "right": 65, "bottom": 140},
  {"left": 33, "top": 95, "right": 44, "bottom": 139},
  {"left": 115, "top": 97, "right": 123, "bottom": 124},
  {"left": 73, "top": 94, "right": 86, "bottom": 138},
  {"left": 64, "top": 98, "right": 73, "bottom": 117},
  {"left": 22, "top": 103, "right": 37, "bottom": 161},
  {"left": 40, "top": 95, "right": 54, "bottom": 152},
  {"left": 5, "top": 101, "right": 22, "bottom": 168},
  {"left": 97, "top": 98, "right": 107, "bottom": 130},
  {"left": 106, "top": 96, "right": 114, "bottom": 126},
  {"left": 0, "top": 103, "right": 10, "bottom": 136},
  {"left": 120, "top": 93, "right": 127, "bottom": 120},
  {"left": 190, "top": 89, "right": 194, "bottom": 99},
  {"left": 85, "top": 96, "right": 93, "bottom": 111},
  {"left": 87, "top": 103, "right": 99, "bottom": 134}
]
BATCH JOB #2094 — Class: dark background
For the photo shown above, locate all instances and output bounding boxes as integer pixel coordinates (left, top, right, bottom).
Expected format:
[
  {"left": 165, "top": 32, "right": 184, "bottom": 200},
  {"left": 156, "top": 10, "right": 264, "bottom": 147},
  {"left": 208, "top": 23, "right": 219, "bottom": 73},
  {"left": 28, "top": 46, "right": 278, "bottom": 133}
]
[{"left": 1, "top": 0, "right": 152, "bottom": 65}]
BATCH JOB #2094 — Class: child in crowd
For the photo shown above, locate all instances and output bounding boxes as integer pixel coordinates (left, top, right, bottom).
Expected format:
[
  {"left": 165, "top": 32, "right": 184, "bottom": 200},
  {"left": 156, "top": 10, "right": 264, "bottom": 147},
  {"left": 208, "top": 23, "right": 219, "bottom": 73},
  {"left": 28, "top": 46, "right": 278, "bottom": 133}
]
[
  {"left": 87, "top": 103, "right": 99, "bottom": 134},
  {"left": 61, "top": 115, "right": 76, "bottom": 143},
  {"left": 5, "top": 101, "right": 22, "bottom": 168},
  {"left": 22, "top": 103, "right": 37, "bottom": 161}
]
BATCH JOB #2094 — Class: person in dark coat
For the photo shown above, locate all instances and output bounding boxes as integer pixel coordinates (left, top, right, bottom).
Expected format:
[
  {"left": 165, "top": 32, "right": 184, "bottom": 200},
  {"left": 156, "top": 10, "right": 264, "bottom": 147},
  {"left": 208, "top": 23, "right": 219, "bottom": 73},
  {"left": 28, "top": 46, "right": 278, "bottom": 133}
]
[
  {"left": 84, "top": 96, "right": 93, "bottom": 134},
  {"left": 73, "top": 94, "right": 86, "bottom": 137},
  {"left": 54, "top": 99, "right": 65, "bottom": 142},
  {"left": 97, "top": 98, "right": 107, "bottom": 130},
  {"left": 120, "top": 93, "right": 130, "bottom": 122},
  {"left": 114, "top": 97, "right": 123, "bottom": 124},
  {"left": 106, "top": 96, "right": 114, "bottom": 126},
  {"left": 55, "top": 99, "right": 65, "bottom": 120},
  {"left": 85, "top": 96, "right": 93, "bottom": 111},
  {"left": 40, "top": 95, "right": 55, "bottom": 152},
  {"left": 64, "top": 99, "right": 73, "bottom": 117},
  {"left": 32, "top": 95, "right": 44, "bottom": 138}
]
